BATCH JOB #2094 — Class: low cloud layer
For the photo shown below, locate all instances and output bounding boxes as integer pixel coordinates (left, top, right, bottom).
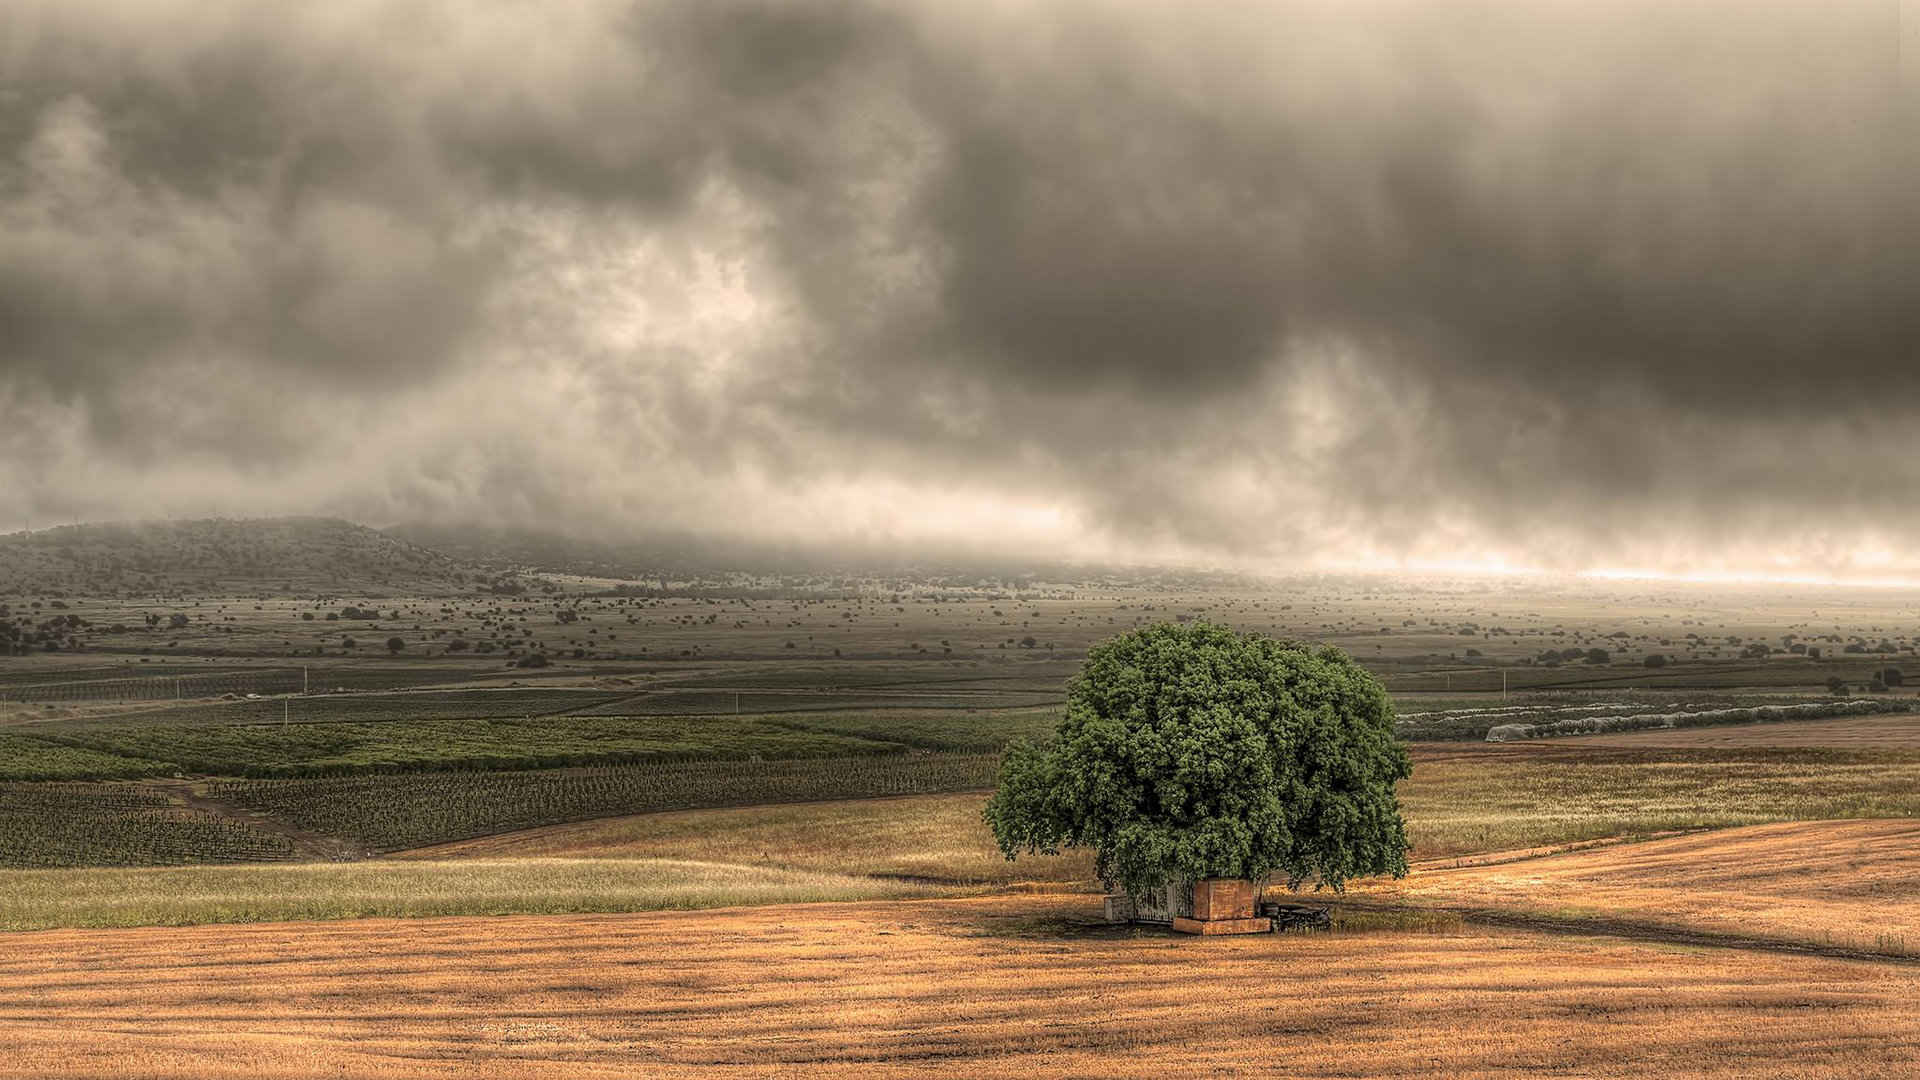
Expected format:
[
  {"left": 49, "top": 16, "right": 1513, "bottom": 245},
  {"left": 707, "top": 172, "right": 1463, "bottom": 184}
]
[{"left": 1, "top": 1, "right": 1913, "bottom": 576}]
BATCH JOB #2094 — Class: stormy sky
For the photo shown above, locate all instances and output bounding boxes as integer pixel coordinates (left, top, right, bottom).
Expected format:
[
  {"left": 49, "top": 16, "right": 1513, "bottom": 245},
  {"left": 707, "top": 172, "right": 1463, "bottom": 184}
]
[{"left": 1, "top": 1, "right": 1913, "bottom": 577}]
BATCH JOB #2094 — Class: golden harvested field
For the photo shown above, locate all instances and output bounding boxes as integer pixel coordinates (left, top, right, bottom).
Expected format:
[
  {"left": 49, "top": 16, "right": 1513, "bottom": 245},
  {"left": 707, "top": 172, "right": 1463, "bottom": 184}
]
[
  {"left": 1350, "top": 819, "right": 1920, "bottom": 957},
  {"left": 1569, "top": 712, "right": 1920, "bottom": 749},
  {"left": 6, "top": 895, "right": 1919, "bottom": 1079}
]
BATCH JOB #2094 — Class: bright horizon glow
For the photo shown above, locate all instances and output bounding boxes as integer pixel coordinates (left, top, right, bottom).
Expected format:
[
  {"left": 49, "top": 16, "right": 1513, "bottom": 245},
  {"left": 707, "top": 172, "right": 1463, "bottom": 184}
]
[{"left": 1309, "top": 553, "right": 1920, "bottom": 590}]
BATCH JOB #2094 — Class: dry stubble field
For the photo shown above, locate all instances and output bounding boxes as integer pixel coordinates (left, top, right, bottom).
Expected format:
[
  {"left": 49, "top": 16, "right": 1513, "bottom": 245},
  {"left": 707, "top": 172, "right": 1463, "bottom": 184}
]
[
  {"left": 5, "top": 895, "right": 1919, "bottom": 1080},
  {"left": 1351, "top": 818, "right": 1920, "bottom": 957}
]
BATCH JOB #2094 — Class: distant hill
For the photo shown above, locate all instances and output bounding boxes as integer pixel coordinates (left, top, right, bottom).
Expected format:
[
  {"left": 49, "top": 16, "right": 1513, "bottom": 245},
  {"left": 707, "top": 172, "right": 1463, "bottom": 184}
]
[
  {"left": 385, "top": 522, "right": 771, "bottom": 581},
  {"left": 386, "top": 521, "right": 1263, "bottom": 590},
  {"left": 0, "top": 517, "right": 513, "bottom": 597}
]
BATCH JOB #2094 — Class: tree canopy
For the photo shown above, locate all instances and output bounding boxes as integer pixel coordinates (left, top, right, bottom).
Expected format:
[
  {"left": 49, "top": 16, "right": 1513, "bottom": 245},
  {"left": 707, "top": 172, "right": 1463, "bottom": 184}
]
[{"left": 985, "top": 621, "right": 1411, "bottom": 896}]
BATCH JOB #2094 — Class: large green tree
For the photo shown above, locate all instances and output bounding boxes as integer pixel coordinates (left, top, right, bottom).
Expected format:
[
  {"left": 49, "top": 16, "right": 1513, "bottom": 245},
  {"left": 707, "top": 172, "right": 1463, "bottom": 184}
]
[{"left": 985, "top": 621, "right": 1411, "bottom": 896}]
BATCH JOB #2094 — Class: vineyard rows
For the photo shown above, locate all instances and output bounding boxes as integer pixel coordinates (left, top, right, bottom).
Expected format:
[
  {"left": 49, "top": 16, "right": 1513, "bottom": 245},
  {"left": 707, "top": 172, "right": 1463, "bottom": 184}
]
[
  {"left": 210, "top": 753, "right": 1001, "bottom": 851},
  {"left": 0, "top": 783, "right": 293, "bottom": 867}
]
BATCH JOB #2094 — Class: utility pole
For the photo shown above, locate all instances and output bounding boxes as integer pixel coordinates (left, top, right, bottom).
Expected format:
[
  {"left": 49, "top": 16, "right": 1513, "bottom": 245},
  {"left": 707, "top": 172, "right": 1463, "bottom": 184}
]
[
  {"left": 302, "top": 665, "right": 308, "bottom": 695},
  {"left": 1502, "top": 669, "right": 1509, "bottom": 701}
]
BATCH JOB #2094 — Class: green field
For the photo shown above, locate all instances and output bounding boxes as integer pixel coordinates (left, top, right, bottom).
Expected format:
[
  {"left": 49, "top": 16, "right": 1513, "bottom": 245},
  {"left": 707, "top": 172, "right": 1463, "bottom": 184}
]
[
  {"left": 34, "top": 688, "right": 638, "bottom": 730},
  {"left": 32, "top": 713, "right": 911, "bottom": 778},
  {"left": 0, "top": 733, "right": 172, "bottom": 781},
  {"left": 772, "top": 705, "right": 1059, "bottom": 751}
]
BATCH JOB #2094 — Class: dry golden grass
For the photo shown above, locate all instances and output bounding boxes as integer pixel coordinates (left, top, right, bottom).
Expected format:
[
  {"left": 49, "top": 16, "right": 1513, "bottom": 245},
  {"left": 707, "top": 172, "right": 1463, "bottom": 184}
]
[
  {"left": 1349, "top": 818, "right": 1920, "bottom": 956},
  {"left": 0, "top": 858, "right": 957, "bottom": 932},
  {"left": 4, "top": 895, "right": 1917, "bottom": 1079},
  {"left": 396, "top": 792, "right": 1097, "bottom": 885},
  {"left": 1397, "top": 744, "right": 1920, "bottom": 857}
]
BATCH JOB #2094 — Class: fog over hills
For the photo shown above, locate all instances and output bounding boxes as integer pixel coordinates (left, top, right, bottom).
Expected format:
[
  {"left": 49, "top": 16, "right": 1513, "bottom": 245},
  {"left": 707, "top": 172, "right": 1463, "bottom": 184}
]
[
  {"left": 0, "top": 516, "right": 1263, "bottom": 595},
  {"left": 1, "top": 1, "right": 1911, "bottom": 578},
  {"left": 0, "top": 518, "right": 495, "bottom": 596}
]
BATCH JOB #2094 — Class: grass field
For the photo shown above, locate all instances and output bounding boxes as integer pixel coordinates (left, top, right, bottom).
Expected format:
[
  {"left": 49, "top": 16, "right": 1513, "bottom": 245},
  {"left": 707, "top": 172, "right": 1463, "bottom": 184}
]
[
  {"left": 32, "top": 714, "right": 911, "bottom": 778},
  {"left": 1, "top": 701, "right": 1059, "bottom": 781},
  {"left": 29, "top": 688, "right": 637, "bottom": 730},
  {"left": 6, "top": 896, "right": 1917, "bottom": 1079},
  {"left": 1394, "top": 743, "right": 1920, "bottom": 855},
  {"left": 0, "top": 733, "right": 170, "bottom": 780},
  {"left": 1349, "top": 819, "right": 1920, "bottom": 957},
  {"left": 0, "top": 858, "right": 956, "bottom": 932}
]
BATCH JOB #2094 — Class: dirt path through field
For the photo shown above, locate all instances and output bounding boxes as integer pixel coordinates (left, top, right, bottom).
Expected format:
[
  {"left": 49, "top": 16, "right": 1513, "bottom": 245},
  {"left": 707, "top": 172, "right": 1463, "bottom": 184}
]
[{"left": 143, "top": 779, "right": 362, "bottom": 861}]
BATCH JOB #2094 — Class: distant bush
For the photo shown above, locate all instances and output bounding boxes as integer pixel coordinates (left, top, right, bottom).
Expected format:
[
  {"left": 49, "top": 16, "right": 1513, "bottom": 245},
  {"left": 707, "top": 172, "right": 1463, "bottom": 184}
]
[
  {"left": 1643, "top": 654, "right": 1668, "bottom": 668},
  {"left": 516, "top": 653, "right": 550, "bottom": 668}
]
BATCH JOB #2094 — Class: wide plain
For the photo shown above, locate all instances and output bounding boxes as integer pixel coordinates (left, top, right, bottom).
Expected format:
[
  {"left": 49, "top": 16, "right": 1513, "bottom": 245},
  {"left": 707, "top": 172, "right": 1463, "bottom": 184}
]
[{"left": 9, "top": 547, "right": 1920, "bottom": 1076}]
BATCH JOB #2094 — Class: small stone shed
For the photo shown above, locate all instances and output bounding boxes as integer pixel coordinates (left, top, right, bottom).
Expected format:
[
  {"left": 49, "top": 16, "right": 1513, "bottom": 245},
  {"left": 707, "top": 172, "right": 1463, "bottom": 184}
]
[{"left": 1105, "top": 877, "right": 1324, "bottom": 935}]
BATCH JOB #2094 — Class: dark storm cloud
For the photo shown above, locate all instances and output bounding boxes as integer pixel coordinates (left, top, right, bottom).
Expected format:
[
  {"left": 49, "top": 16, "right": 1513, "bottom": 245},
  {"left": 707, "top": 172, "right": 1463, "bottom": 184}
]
[{"left": 0, "top": 0, "right": 1912, "bottom": 573}]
